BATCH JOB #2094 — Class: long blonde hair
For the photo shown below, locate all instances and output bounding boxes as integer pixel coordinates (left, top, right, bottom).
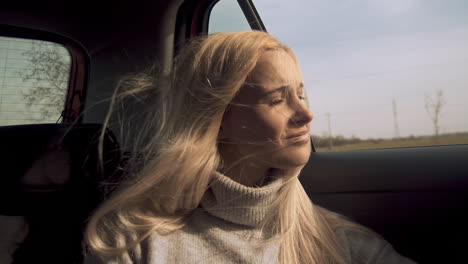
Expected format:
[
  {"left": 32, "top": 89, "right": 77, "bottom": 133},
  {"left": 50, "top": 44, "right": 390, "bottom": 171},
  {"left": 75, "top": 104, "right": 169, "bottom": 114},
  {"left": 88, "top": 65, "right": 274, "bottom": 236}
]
[{"left": 85, "top": 31, "right": 354, "bottom": 264}]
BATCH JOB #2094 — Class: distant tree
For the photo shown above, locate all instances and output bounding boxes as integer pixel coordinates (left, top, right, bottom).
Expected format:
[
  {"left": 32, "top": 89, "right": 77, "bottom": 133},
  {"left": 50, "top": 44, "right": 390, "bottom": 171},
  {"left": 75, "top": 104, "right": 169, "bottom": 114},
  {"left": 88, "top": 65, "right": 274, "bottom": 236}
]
[
  {"left": 325, "top": 112, "right": 333, "bottom": 150},
  {"left": 311, "top": 134, "right": 363, "bottom": 148},
  {"left": 18, "top": 40, "right": 70, "bottom": 121},
  {"left": 425, "top": 90, "right": 445, "bottom": 138}
]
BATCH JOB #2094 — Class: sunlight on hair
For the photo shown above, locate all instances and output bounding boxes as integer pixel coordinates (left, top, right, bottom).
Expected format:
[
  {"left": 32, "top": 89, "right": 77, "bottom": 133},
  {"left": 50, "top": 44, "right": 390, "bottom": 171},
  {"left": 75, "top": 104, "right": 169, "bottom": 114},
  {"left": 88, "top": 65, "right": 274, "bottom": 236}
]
[{"left": 84, "top": 31, "right": 365, "bottom": 264}]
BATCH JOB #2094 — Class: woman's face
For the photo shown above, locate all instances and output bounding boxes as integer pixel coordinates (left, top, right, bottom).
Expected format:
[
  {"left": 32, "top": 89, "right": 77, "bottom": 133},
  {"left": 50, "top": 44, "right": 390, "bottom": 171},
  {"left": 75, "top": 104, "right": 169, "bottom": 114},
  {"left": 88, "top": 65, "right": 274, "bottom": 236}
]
[{"left": 220, "top": 50, "right": 314, "bottom": 173}]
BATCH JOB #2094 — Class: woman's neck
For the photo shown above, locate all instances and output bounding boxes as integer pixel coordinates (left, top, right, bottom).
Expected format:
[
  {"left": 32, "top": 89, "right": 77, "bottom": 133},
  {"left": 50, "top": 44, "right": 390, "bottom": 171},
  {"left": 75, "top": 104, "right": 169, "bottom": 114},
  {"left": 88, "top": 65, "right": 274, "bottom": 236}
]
[{"left": 222, "top": 161, "right": 272, "bottom": 187}]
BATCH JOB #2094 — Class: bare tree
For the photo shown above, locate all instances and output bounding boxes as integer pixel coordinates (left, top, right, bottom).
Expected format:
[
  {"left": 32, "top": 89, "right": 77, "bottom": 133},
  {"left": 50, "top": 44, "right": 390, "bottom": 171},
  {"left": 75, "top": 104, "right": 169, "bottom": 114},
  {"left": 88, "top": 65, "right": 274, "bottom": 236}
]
[
  {"left": 18, "top": 40, "right": 70, "bottom": 121},
  {"left": 425, "top": 90, "right": 445, "bottom": 138},
  {"left": 326, "top": 112, "right": 333, "bottom": 150}
]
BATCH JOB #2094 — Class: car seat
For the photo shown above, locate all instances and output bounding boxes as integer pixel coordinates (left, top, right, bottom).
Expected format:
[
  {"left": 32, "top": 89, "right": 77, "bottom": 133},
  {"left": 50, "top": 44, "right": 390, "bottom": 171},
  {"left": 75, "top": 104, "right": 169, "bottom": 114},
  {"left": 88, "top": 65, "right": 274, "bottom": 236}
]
[{"left": 0, "top": 124, "right": 121, "bottom": 264}]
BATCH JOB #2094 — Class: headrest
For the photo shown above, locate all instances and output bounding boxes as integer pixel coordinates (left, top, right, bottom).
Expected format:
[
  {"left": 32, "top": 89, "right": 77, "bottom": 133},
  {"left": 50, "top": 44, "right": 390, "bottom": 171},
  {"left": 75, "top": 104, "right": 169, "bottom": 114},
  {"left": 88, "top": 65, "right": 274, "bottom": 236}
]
[{"left": 0, "top": 123, "right": 121, "bottom": 215}]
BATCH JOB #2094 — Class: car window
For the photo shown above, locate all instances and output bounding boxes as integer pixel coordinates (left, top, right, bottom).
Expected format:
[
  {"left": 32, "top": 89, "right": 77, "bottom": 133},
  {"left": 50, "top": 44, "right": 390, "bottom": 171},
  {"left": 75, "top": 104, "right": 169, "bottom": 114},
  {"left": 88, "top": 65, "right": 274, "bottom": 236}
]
[
  {"left": 209, "top": 0, "right": 251, "bottom": 33},
  {"left": 0, "top": 36, "right": 71, "bottom": 126},
  {"left": 242, "top": 0, "right": 468, "bottom": 152}
]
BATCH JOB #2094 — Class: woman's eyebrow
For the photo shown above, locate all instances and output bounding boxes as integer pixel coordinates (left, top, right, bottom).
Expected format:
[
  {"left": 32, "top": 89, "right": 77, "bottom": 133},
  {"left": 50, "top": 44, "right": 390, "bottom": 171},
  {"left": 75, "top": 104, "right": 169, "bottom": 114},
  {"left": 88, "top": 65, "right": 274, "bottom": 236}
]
[
  {"left": 263, "top": 82, "right": 304, "bottom": 97},
  {"left": 263, "top": 86, "right": 287, "bottom": 96}
]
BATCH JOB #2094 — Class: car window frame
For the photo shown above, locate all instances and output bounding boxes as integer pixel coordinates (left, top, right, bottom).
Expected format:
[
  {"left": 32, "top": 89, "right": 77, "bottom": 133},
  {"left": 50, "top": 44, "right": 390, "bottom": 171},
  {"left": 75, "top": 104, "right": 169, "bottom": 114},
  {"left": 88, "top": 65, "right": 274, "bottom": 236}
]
[{"left": 0, "top": 24, "right": 89, "bottom": 124}]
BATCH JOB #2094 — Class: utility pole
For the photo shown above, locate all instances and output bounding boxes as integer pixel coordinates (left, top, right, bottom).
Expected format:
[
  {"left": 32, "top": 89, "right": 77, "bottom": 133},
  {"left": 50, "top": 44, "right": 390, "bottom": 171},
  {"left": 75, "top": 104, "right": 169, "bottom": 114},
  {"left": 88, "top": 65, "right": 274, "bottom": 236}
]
[
  {"left": 392, "top": 97, "right": 400, "bottom": 139},
  {"left": 425, "top": 90, "right": 445, "bottom": 138},
  {"left": 326, "top": 112, "right": 333, "bottom": 150}
]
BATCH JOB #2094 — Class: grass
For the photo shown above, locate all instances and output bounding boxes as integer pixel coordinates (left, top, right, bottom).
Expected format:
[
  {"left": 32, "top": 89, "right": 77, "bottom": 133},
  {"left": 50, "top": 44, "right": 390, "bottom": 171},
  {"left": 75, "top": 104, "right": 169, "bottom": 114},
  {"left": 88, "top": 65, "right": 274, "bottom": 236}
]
[{"left": 315, "top": 134, "right": 468, "bottom": 152}]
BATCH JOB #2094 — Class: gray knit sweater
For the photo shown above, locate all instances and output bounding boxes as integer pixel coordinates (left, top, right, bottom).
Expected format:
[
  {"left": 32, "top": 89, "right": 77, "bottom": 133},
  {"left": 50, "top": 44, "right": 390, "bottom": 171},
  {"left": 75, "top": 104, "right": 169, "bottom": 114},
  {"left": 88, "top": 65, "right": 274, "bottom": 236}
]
[{"left": 86, "top": 172, "right": 415, "bottom": 263}]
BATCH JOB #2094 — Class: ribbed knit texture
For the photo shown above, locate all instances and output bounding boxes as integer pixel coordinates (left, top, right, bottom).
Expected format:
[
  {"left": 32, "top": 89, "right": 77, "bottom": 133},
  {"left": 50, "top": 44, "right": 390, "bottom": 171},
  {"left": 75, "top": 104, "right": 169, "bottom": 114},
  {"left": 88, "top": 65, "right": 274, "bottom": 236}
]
[
  {"left": 200, "top": 171, "right": 283, "bottom": 227},
  {"left": 85, "top": 172, "right": 416, "bottom": 264}
]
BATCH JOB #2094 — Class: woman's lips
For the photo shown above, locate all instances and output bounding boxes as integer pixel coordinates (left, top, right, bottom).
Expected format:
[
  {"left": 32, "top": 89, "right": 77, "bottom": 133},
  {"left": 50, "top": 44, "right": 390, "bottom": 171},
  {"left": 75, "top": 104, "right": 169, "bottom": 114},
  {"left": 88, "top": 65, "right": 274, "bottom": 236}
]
[
  {"left": 287, "top": 130, "right": 310, "bottom": 144},
  {"left": 287, "top": 130, "right": 309, "bottom": 139}
]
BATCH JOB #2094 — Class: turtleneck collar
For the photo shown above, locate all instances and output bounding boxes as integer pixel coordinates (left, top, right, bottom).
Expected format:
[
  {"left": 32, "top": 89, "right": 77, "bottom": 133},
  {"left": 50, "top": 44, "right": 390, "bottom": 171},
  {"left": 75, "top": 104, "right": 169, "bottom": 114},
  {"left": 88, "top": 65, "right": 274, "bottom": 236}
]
[{"left": 200, "top": 171, "right": 284, "bottom": 228}]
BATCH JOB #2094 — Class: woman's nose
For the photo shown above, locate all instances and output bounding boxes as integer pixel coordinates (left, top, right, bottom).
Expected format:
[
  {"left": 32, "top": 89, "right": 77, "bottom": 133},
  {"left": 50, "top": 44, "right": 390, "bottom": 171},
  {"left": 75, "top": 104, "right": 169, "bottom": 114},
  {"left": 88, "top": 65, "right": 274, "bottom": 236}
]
[{"left": 290, "top": 102, "right": 314, "bottom": 126}]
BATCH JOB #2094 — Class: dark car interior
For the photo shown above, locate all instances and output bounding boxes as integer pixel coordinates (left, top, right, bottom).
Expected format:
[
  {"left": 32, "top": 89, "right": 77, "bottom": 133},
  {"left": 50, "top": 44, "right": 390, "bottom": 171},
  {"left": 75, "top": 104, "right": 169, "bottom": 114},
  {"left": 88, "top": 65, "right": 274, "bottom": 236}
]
[{"left": 0, "top": 0, "right": 467, "bottom": 263}]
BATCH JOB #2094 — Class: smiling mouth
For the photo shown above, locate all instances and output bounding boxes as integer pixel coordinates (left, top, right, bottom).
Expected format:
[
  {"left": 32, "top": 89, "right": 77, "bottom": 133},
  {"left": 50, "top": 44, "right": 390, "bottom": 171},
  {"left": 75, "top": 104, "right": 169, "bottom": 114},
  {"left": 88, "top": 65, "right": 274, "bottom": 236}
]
[
  {"left": 287, "top": 130, "right": 309, "bottom": 139},
  {"left": 287, "top": 131, "right": 310, "bottom": 144}
]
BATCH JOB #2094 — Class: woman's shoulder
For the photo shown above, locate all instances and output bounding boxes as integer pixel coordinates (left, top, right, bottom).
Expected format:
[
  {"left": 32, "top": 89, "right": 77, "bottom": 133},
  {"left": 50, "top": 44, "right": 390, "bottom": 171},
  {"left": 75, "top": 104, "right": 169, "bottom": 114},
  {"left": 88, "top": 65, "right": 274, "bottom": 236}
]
[{"left": 335, "top": 227, "right": 417, "bottom": 264}]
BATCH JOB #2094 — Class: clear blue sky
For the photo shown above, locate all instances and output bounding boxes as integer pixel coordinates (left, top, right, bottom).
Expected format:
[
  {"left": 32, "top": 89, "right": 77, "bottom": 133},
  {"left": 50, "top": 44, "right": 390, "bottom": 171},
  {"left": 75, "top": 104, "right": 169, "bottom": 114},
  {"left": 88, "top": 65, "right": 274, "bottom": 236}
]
[{"left": 210, "top": 0, "right": 468, "bottom": 139}]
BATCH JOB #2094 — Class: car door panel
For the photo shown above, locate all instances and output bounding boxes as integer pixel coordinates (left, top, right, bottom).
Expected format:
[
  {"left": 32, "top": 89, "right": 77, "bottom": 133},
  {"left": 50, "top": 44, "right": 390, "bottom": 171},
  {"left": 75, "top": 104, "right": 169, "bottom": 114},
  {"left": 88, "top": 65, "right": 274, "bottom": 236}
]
[{"left": 301, "top": 145, "right": 468, "bottom": 263}]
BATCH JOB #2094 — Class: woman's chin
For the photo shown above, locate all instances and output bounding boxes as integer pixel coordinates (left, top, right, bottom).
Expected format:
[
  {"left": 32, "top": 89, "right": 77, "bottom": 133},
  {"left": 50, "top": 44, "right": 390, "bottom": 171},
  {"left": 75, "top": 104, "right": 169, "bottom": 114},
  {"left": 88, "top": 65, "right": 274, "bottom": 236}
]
[{"left": 271, "top": 145, "right": 311, "bottom": 169}]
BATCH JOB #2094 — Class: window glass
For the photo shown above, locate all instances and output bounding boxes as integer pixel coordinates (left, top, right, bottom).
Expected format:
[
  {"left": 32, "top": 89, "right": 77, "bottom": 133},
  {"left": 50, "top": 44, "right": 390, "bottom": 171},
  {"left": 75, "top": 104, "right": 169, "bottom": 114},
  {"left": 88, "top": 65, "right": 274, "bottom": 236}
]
[
  {"left": 253, "top": 0, "right": 468, "bottom": 151},
  {"left": 0, "top": 36, "right": 71, "bottom": 126},
  {"left": 209, "top": 0, "right": 251, "bottom": 33}
]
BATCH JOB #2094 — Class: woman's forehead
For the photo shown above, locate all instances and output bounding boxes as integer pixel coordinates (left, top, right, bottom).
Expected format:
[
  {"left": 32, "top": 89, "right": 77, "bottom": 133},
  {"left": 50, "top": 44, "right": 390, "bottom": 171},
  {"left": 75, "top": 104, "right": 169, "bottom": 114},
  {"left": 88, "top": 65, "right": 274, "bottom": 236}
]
[
  {"left": 234, "top": 82, "right": 305, "bottom": 105},
  {"left": 247, "top": 50, "right": 303, "bottom": 91}
]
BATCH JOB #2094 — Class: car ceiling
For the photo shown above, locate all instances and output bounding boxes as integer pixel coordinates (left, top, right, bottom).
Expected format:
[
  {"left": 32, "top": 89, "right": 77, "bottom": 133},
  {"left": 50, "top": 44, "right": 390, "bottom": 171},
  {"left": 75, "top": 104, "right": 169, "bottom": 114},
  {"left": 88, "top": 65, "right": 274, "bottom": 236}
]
[{"left": 0, "top": 0, "right": 183, "bottom": 56}]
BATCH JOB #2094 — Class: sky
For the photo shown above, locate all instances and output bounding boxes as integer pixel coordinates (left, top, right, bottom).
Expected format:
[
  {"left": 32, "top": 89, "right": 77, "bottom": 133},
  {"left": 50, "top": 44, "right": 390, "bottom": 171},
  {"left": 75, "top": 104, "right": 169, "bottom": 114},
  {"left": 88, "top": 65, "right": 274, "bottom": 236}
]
[{"left": 210, "top": 0, "right": 468, "bottom": 139}]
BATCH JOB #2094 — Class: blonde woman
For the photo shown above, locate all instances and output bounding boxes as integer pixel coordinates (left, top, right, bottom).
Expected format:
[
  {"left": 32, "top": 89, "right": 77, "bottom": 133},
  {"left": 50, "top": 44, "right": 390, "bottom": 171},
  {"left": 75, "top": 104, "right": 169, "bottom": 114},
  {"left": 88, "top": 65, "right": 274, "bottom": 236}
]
[{"left": 84, "top": 31, "right": 415, "bottom": 264}]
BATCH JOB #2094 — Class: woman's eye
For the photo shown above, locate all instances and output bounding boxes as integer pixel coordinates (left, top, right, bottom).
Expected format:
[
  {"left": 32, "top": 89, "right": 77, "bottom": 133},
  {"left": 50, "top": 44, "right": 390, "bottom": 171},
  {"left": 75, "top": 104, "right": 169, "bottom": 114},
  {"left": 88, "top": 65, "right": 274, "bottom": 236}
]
[
  {"left": 298, "top": 95, "right": 307, "bottom": 102},
  {"left": 270, "top": 99, "right": 284, "bottom": 106}
]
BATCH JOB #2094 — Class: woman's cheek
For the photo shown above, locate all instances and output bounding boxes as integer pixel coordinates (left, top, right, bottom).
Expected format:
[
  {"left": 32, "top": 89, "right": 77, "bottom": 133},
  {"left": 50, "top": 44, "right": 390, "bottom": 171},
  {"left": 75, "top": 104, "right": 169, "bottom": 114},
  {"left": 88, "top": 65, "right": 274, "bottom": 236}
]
[{"left": 251, "top": 110, "right": 285, "bottom": 142}]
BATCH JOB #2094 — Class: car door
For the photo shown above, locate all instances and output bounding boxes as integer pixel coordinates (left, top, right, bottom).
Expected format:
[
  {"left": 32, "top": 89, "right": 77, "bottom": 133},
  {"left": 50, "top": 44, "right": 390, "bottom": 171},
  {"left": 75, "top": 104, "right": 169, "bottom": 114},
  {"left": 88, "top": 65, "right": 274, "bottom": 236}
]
[{"left": 302, "top": 146, "right": 468, "bottom": 263}]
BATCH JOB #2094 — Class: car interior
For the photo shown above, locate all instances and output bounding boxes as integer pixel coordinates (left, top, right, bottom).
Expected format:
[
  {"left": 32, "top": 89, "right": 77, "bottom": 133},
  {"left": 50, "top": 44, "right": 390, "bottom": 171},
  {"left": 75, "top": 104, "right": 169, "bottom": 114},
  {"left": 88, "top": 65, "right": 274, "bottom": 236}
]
[{"left": 0, "top": 0, "right": 467, "bottom": 263}]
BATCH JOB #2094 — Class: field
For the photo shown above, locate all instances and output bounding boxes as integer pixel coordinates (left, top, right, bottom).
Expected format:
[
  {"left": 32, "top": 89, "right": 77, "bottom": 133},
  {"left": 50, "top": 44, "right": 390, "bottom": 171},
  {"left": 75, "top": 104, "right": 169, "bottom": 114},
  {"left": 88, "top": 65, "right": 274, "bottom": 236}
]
[{"left": 315, "top": 133, "right": 468, "bottom": 152}]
